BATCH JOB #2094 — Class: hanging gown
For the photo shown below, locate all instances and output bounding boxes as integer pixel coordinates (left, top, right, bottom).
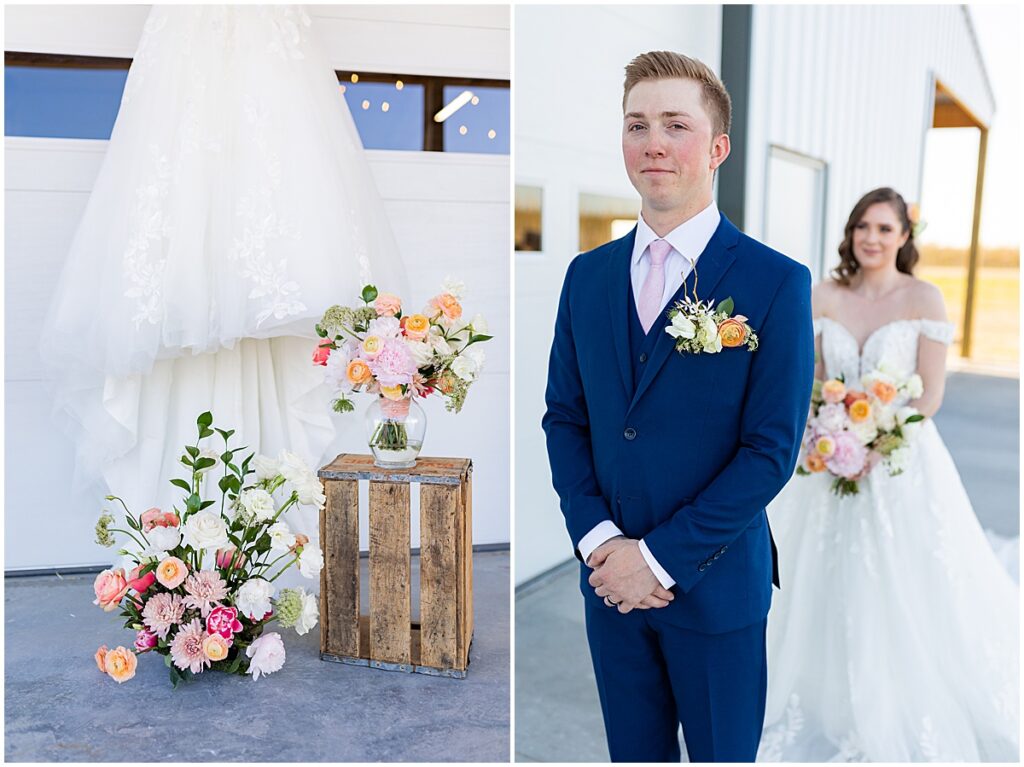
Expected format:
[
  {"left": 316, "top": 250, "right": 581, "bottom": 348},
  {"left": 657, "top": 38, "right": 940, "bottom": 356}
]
[
  {"left": 42, "top": 5, "right": 407, "bottom": 542},
  {"left": 758, "top": 318, "right": 1019, "bottom": 762}
]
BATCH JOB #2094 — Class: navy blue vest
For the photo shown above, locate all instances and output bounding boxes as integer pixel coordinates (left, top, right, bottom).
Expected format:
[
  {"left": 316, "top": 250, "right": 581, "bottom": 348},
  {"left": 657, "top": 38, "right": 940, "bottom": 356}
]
[{"left": 626, "top": 274, "right": 687, "bottom": 392}]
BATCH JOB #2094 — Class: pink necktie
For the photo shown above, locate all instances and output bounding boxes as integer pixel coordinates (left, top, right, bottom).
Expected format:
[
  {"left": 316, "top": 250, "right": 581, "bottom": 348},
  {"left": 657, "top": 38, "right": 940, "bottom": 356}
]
[{"left": 638, "top": 239, "right": 672, "bottom": 333}]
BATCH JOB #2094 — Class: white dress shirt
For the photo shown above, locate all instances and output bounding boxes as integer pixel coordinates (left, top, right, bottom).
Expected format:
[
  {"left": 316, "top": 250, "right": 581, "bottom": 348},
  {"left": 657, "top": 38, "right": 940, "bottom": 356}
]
[{"left": 578, "top": 201, "right": 721, "bottom": 590}]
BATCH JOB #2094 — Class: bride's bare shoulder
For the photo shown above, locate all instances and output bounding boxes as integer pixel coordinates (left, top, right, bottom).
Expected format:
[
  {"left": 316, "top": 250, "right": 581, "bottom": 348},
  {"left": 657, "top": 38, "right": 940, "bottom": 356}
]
[
  {"left": 811, "top": 278, "right": 846, "bottom": 316},
  {"left": 907, "top": 276, "right": 948, "bottom": 321}
]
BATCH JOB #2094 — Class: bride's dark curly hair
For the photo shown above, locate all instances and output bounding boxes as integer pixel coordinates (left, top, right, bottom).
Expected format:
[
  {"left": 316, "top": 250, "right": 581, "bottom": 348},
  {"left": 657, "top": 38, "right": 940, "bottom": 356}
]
[{"left": 832, "top": 187, "right": 919, "bottom": 286}]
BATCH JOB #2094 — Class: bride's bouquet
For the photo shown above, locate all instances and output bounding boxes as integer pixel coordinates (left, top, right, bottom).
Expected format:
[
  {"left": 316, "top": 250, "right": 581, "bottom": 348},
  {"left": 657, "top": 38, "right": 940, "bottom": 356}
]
[
  {"left": 797, "top": 367, "right": 926, "bottom": 496},
  {"left": 92, "top": 412, "right": 324, "bottom": 687},
  {"left": 313, "top": 278, "right": 492, "bottom": 415}
]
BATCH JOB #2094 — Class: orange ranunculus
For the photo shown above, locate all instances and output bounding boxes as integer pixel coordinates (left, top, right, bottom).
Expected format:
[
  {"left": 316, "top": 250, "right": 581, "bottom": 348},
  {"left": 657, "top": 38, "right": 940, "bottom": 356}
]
[
  {"left": 104, "top": 646, "right": 137, "bottom": 683},
  {"left": 870, "top": 380, "right": 898, "bottom": 404},
  {"left": 155, "top": 556, "right": 188, "bottom": 590},
  {"left": 717, "top": 318, "right": 748, "bottom": 348},
  {"left": 429, "top": 293, "right": 463, "bottom": 321},
  {"left": 848, "top": 399, "right": 872, "bottom": 423},
  {"left": 95, "top": 645, "right": 109, "bottom": 672},
  {"left": 202, "top": 634, "right": 231, "bottom": 662},
  {"left": 346, "top": 359, "right": 372, "bottom": 386},
  {"left": 821, "top": 379, "right": 847, "bottom": 404},
  {"left": 805, "top": 453, "right": 827, "bottom": 473},
  {"left": 403, "top": 314, "right": 430, "bottom": 341}
]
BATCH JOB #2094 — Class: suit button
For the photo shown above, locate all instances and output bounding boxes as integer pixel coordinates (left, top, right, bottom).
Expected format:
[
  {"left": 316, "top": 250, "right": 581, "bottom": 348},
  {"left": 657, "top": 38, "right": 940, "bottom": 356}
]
[
  {"left": 639, "top": 352, "right": 648, "bottom": 363},
  {"left": 623, "top": 428, "right": 637, "bottom": 440}
]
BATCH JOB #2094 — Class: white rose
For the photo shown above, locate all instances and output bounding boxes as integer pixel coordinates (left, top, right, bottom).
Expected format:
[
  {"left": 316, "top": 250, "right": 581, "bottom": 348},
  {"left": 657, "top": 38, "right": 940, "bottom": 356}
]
[
  {"left": 429, "top": 332, "right": 453, "bottom": 357},
  {"left": 665, "top": 313, "right": 696, "bottom": 340},
  {"left": 700, "top": 315, "right": 723, "bottom": 353},
  {"left": 252, "top": 455, "right": 280, "bottom": 481},
  {"left": 875, "top": 404, "right": 897, "bottom": 432},
  {"left": 294, "top": 589, "right": 319, "bottom": 636},
  {"left": 236, "top": 578, "right": 275, "bottom": 621},
  {"left": 240, "top": 488, "right": 277, "bottom": 521},
  {"left": 298, "top": 546, "right": 324, "bottom": 579},
  {"left": 905, "top": 374, "right": 924, "bottom": 400},
  {"left": 182, "top": 509, "right": 229, "bottom": 551},
  {"left": 441, "top": 276, "right": 465, "bottom": 298},
  {"left": 278, "top": 449, "right": 314, "bottom": 487},
  {"left": 451, "top": 346, "right": 484, "bottom": 382},
  {"left": 850, "top": 419, "right": 878, "bottom": 446},
  {"left": 145, "top": 525, "right": 182, "bottom": 554},
  {"left": 196, "top": 448, "right": 220, "bottom": 474},
  {"left": 469, "top": 313, "right": 488, "bottom": 334},
  {"left": 268, "top": 521, "right": 296, "bottom": 554},
  {"left": 405, "top": 338, "right": 434, "bottom": 368},
  {"left": 297, "top": 478, "right": 326, "bottom": 510},
  {"left": 897, "top": 406, "right": 923, "bottom": 439},
  {"left": 885, "top": 446, "right": 911, "bottom": 475}
]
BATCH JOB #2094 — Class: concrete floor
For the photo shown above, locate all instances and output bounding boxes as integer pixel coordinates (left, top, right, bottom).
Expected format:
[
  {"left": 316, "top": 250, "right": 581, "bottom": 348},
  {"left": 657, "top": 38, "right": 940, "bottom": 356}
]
[
  {"left": 515, "top": 372, "right": 1020, "bottom": 762},
  {"left": 5, "top": 551, "right": 509, "bottom": 762}
]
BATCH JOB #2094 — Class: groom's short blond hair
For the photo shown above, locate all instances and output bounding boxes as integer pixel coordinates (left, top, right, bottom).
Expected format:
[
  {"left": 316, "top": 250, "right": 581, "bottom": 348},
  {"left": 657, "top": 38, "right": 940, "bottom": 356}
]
[{"left": 623, "top": 51, "right": 732, "bottom": 138}]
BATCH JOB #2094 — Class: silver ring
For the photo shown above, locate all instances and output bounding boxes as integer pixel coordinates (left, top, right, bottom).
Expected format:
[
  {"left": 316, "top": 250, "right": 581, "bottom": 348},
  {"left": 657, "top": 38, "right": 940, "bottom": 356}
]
[{"left": 604, "top": 596, "right": 620, "bottom": 607}]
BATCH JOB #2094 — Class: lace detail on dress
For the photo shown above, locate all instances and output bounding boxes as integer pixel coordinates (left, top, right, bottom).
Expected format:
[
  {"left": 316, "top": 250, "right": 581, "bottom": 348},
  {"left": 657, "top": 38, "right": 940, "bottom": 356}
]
[
  {"left": 123, "top": 145, "right": 173, "bottom": 327},
  {"left": 758, "top": 694, "right": 805, "bottom": 761},
  {"left": 918, "top": 319, "right": 955, "bottom": 346}
]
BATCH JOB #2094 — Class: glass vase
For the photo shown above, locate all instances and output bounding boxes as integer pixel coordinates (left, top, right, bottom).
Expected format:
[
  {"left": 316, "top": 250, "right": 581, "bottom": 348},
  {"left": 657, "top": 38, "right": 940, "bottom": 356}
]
[{"left": 365, "top": 397, "right": 426, "bottom": 469}]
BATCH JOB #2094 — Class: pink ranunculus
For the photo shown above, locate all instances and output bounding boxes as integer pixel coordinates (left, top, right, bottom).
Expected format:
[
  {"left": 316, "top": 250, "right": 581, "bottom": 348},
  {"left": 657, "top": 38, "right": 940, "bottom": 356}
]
[
  {"left": 312, "top": 338, "right": 333, "bottom": 367},
  {"left": 93, "top": 569, "right": 130, "bottom": 612},
  {"left": 374, "top": 292, "right": 402, "bottom": 317},
  {"left": 215, "top": 547, "right": 246, "bottom": 570},
  {"left": 207, "top": 605, "right": 244, "bottom": 639},
  {"left": 246, "top": 632, "right": 286, "bottom": 680},
  {"left": 368, "top": 338, "right": 417, "bottom": 387},
  {"left": 824, "top": 430, "right": 869, "bottom": 479},
  {"left": 127, "top": 565, "right": 157, "bottom": 595},
  {"left": 134, "top": 628, "right": 158, "bottom": 653},
  {"left": 141, "top": 508, "right": 179, "bottom": 532}
]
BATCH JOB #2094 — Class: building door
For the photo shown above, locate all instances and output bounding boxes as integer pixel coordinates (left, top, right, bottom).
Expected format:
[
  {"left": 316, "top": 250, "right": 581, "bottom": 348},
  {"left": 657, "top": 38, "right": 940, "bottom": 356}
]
[{"left": 763, "top": 146, "right": 828, "bottom": 280}]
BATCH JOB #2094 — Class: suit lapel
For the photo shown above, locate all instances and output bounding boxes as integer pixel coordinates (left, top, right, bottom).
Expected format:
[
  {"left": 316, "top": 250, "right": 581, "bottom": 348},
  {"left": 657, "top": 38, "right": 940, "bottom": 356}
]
[
  {"left": 628, "top": 216, "right": 741, "bottom": 412},
  {"left": 606, "top": 227, "right": 636, "bottom": 399}
]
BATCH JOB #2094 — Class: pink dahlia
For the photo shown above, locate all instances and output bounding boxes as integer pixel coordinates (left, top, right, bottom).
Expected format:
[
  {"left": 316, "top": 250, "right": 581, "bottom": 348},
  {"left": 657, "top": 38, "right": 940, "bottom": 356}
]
[
  {"left": 825, "top": 430, "right": 869, "bottom": 479},
  {"left": 183, "top": 570, "right": 229, "bottom": 617},
  {"left": 170, "top": 618, "right": 210, "bottom": 674},
  {"left": 368, "top": 338, "right": 417, "bottom": 387},
  {"left": 141, "top": 592, "right": 185, "bottom": 639}
]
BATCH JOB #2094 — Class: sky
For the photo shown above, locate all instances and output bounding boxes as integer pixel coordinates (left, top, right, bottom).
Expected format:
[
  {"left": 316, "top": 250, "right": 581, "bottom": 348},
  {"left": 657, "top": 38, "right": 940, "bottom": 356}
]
[{"left": 919, "top": 4, "right": 1020, "bottom": 249}]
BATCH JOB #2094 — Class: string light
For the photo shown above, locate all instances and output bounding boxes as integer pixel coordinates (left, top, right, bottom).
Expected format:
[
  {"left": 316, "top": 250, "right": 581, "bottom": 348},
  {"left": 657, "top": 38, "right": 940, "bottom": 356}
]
[
  {"left": 350, "top": 73, "right": 359, "bottom": 83},
  {"left": 459, "top": 125, "right": 468, "bottom": 135},
  {"left": 488, "top": 129, "right": 496, "bottom": 139},
  {"left": 361, "top": 100, "right": 370, "bottom": 110},
  {"left": 434, "top": 90, "right": 474, "bottom": 123},
  {"left": 395, "top": 80, "right": 404, "bottom": 91},
  {"left": 382, "top": 102, "right": 390, "bottom": 112},
  {"left": 471, "top": 96, "right": 480, "bottom": 106},
  {"left": 339, "top": 85, "right": 347, "bottom": 94}
]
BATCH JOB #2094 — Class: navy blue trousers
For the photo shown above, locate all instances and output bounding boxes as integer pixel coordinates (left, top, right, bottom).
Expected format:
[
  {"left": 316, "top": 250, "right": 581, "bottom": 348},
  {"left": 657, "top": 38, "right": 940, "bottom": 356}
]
[{"left": 584, "top": 601, "right": 768, "bottom": 762}]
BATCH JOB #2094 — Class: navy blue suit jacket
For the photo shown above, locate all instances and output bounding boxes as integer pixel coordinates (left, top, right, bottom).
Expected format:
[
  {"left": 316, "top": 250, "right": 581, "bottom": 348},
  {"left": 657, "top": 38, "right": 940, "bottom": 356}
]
[{"left": 542, "top": 215, "right": 814, "bottom": 634}]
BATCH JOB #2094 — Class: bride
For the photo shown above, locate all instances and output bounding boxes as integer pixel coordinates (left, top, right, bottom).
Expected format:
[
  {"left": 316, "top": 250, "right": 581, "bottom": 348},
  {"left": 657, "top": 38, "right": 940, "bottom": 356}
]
[
  {"left": 42, "top": 6, "right": 407, "bottom": 544},
  {"left": 759, "top": 187, "right": 1019, "bottom": 761}
]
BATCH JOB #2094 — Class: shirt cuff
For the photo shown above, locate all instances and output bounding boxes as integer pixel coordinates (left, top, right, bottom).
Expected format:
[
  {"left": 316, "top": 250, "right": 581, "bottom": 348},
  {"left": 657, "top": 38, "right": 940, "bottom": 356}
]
[
  {"left": 639, "top": 539, "right": 676, "bottom": 589},
  {"left": 578, "top": 520, "right": 624, "bottom": 566}
]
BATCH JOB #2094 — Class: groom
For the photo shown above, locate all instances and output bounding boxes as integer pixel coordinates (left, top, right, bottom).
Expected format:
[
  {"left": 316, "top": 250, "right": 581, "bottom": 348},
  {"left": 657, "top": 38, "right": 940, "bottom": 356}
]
[{"left": 542, "top": 51, "right": 814, "bottom": 762}]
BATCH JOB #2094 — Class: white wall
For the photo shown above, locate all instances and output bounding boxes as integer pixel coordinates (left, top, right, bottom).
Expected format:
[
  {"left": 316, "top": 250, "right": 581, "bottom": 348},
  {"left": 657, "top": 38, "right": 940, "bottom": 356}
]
[
  {"left": 4, "top": 5, "right": 510, "bottom": 570},
  {"left": 744, "top": 4, "right": 994, "bottom": 276},
  {"left": 514, "top": 5, "right": 722, "bottom": 584}
]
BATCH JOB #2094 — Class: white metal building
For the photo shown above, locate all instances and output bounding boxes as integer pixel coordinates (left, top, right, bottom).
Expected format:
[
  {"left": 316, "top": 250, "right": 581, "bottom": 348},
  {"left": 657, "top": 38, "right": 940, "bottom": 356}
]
[
  {"left": 515, "top": 4, "right": 994, "bottom": 584},
  {"left": 5, "top": 5, "right": 511, "bottom": 571}
]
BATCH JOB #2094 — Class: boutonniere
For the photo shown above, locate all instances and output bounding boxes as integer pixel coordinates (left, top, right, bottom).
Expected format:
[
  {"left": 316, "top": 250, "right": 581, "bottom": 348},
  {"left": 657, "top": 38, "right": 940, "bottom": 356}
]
[{"left": 663, "top": 262, "right": 758, "bottom": 355}]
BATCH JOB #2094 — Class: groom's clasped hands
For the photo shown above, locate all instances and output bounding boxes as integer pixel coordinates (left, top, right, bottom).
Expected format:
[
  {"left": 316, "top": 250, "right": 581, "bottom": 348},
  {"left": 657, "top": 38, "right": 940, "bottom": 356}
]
[{"left": 587, "top": 537, "right": 674, "bottom": 613}]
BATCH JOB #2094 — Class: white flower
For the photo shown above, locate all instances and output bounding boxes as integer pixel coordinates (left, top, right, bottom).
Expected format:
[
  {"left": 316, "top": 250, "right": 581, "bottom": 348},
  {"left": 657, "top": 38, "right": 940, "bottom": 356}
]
[
  {"left": 252, "top": 455, "right": 280, "bottom": 482},
  {"left": 885, "top": 446, "right": 911, "bottom": 475},
  {"left": 196, "top": 448, "right": 220, "bottom": 474},
  {"left": 246, "top": 632, "right": 286, "bottom": 680},
  {"left": 296, "top": 478, "right": 326, "bottom": 510},
  {"left": 897, "top": 406, "right": 923, "bottom": 439},
  {"left": 294, "top": 589, "right": 319, "bottom": 636},
  {"left": 240, "top": 488, "right": 276, "bottom": 521},
  {"left": 144, "top": 525, "right": 182, "bottom": 555},
  {"left": 665, "top": 312, "right": 696, "bottom": 340},
  {"left": 441, "top": 276, "right": 465, "bottom": 298},
  {"left": 298, "top": 546, "right": 324, "bottom": 579},
  {"left": 469, "top": 313, "right": 488, "bottom": 334},
  {"left": 367, "top": 316, "right": 401, "bottom": 339},
  {"left": 816, "top": 403, "right": 848, "bottom": 433},
  {"left": 874, "top": 404, "right": 897, "bottom": 432},
  {"left": 850, "top": 419, "right": 878, "bottom": 446},
  {"left": 236, "top": 578, "right": 275, "bottom": 620},
  {"left": 699, "top": 315, "right": 723, "bottom": 354},
  {"left": 278, "top": 449, "right": 315, "bottom": 487},
  {"left": 429, "top": 332, "right": 453, "bottom": 357},
  {"left": 269, "top": 522, "right": 296, "bottom": 554},
  {"left": 905, "top": 374, "right": 924, "bottom": 399},
  {"left": 182, "top": 510, "right": 229, "bottom": 551},
  {"left": 451, "top": 346, "right": 486, "bottom": 382},
  {"left": 405, "top": 338, "right": 434, "bottom": 368},
  {"left": 323, "top": 346, "right": 353, "bottom": 393}
]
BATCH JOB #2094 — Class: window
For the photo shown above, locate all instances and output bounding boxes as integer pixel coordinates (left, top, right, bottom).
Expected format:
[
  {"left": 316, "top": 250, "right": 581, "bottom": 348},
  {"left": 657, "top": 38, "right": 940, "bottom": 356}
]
[
  {"left": 578, "top": 193, "right": 640, "bottom": 252},
  {"left": 515, "top": 185, "right": 543, "bottom": 251},
  {"left": 763, "top": 146, "right": 828, "bottom": 279},
  {"left": 441, "top": 84, "right": 509, "bottom": 155}
]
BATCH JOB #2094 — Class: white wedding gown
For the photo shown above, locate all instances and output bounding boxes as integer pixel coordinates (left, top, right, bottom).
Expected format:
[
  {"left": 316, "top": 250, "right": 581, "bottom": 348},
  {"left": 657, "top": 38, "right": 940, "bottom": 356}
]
[
  {"left": 43, "top": 6, "right": 406, "bottom": 542},
  {"left": 759, "top": 318, "right": 1019, "bottom": 762}
]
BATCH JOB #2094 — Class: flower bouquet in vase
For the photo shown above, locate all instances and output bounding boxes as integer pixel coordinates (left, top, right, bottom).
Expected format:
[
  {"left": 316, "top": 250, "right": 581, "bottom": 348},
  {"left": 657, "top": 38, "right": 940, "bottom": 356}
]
[
  {"left": 313, "top": 277, "right": 492, "bottom": 468},
  {"left": 797, "top": 366, "right": 926, "bottom": 496},
  {"left": 92, "top": 412, "right": 325, "bottom": 687}
]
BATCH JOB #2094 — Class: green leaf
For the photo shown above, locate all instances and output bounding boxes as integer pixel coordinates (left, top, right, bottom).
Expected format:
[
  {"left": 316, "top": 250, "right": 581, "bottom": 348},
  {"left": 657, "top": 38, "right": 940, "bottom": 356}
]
[
  {"left": 215, "top": 428, "right": 236, "bottom": 441},
  {"left": 199, "top": 427, "right": 215, "bottom": 440},
  {"left": 795, "top": 465, "right": 811, "bottom": 476},
  {"left": 185, "top": 445, "right": 200, "bottom": 459},
  {"left": 218, "top": 476, "right": 234, "bottom": 494},
  {"left": 169, "top": 665, "right": 181, "bottom": 688},
  {"left": 197, "top": 412, "right": 213, "bottom": 429},
  {"left": 361, "top": 284, "right": 379, "bottom": 304},
  {"left": 469, "top": 334, "right": 493, "bottom": 344},
  {"left": 226, "top": 652, "right": 244, "bottom": 674},
  {"left": 315, "top": 324, "right": 327, "bottom": 338},
  {"left": 199, "top": 500, "right": 216, "bottom": 510},
  {"left": 227, "top": 463, "right": 240, "bottom": 474},
  {"left": 717, "top": 296, "right": 735, "bottom": 316},
  {"left": 170, "top": 478, "right": 192, "bottom": 492},
  {"left": 220, "top": 450, "right": 234, "bottom": 464},
  {"left": 164, "top": 653, "right": 173, "bottom": 668},
  {"left": 194, "top": 457, "right": 216, "bottom": 471},
  {"left": 904, "top": 414, "right": 925, "bottom": 424}
]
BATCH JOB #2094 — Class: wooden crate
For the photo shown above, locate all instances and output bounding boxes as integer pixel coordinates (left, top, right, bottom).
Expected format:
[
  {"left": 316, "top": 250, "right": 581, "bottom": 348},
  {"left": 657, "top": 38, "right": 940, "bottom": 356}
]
[{"left": 318, "top": 454, "right": 473, "bottom": 678}]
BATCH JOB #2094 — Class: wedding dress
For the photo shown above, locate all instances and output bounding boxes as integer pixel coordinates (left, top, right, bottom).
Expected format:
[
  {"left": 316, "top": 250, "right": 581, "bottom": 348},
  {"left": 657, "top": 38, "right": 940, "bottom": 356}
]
[
  {"left": 43, "top": 6, "right": 406, "bottom": 542},
  {"left": 759, "top": 318, "right": 1019, "bottom": 762}
]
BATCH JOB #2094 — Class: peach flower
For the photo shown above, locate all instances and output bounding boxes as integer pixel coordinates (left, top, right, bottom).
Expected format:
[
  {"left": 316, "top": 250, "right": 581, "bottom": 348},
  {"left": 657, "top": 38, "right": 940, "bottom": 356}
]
[
  {"left": 717, "top": 318, "right": 748, "bottom": 348},
  {"left": 374, "top": 293, "right": 402, "bottom": 317},
  {"left": 428, "top": 293, "right": 462, "bottom": 321},
  {"left": 402, "top": 314, "right": 430, "bottom": 341},
  {"left": 95, "top": 645, "right": 109, "bottom": 672},
  {"left": 155, "top": 556, "right": 188, "bottom": 590},
  {"left": 93, "top": 569, "right": 130, "bottom": 612},
  {"left": 815, "top": 436, "right": 836, "bottom": 457},
  {"left": 848, "top": 399, "right": 872, "bottom": 424},
  {"left": 361, "top": 336, "right": 383, "bottom": 359},
  {"left": 870, "top": 380, "right": 898, "bottom": 405},
  {"left": 104, "top": 646, "right": 138, "bottom": 683},
  {"left": 805, "top": 453, "right": 827, "bottom": 473},
  {"left": 346, "top": 359, "right": 372, "bottom": 386},
  {"left": 821, "top": 379, "right": 847, "bottom": 405},
  {"left": 202, "top": 633, "right": 231, "bottom": 662}
]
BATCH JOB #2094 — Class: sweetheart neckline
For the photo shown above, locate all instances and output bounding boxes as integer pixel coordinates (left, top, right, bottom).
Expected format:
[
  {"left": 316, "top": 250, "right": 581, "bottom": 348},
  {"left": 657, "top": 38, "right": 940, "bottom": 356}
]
[{"left": 816, "top": 317, "right": 922, "bottom": 359}]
